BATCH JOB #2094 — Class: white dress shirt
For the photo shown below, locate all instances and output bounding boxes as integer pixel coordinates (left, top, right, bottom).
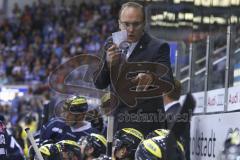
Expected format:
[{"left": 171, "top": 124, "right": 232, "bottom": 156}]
[
  {"left": 126, "top": 42, "right": 138, "bottom": 60},
  {"left": 164, "top": 100, "right": 179, "bottom": 112}
]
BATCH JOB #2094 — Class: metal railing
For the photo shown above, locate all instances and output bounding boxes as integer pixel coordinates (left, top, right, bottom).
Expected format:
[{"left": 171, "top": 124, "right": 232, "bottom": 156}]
[{"left": 176, "top": 25, "right": 240, "bottom": 113}]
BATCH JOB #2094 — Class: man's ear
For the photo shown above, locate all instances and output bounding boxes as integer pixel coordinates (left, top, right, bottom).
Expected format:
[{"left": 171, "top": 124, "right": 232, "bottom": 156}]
[{"left": 118, "top": 20, "right": 122, "bottom": 30}]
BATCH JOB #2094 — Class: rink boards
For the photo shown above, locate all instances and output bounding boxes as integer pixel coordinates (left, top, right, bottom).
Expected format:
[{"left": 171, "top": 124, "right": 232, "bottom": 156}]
[{"left": 190, "top": 112, "right": 240, "bottom": 160}]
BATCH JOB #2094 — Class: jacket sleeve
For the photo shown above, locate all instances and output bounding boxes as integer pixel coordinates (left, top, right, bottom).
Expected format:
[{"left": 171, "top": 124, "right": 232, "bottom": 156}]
[
  {"left": 93, "top": 53, "right": 111, "bottom": 89},
  {"left": 156, "top": 42, "right": 174, "bottom": 84}
]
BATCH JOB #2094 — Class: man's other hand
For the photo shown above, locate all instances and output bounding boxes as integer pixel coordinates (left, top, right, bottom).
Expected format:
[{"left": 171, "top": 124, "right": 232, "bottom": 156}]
[{"left": 131, "top": 73, "right": 153, "bottom": 91}]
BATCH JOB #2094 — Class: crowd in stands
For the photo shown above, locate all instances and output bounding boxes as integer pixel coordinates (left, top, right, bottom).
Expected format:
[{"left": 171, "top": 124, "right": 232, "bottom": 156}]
[
  {"left": 0, "top": 0, "right": 120, "bottom": 85},
  {"left": 0, "top": 1, "right": 121, "bottom": 159}
]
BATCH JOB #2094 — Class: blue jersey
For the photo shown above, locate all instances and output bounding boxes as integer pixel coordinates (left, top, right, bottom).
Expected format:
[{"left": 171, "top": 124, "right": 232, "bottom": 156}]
[
  {"left": 40, "top": 118, "right": 99, "bottom": 143},
  {"left": 0, "top": 121, "right": 25, "bottom": 160}
]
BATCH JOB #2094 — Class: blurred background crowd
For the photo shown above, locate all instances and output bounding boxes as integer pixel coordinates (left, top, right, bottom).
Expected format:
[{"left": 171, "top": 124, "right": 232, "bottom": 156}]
[
  {"left": 0, "top": 0, "right": 119, "bottom": 85},
  {"left": 0, "top": 1, "right": 120, "bottom": 158}
]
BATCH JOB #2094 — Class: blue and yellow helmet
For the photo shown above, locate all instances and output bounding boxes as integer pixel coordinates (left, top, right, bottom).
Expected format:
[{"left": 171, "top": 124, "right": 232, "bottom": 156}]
[
  {"left": 146, "top": 129, "right": 169, "bottom": 139},
  {"left": 78, "top": 133, "right": 107, "bottom": 158},
  {"left": 63, "top": 96, "right": 88, "bottom": 113},
  {"left": 38, "top": 143, "right": 61, "bottom": 160},
  {"left": 56, "top": 140, "right": 81, "bottom": 160},
  {"left": 135, "top": 135, "right": 185, "bottom": 160},
  {"left": 113, "top": 128, "right": 144, "bottom": 159}
]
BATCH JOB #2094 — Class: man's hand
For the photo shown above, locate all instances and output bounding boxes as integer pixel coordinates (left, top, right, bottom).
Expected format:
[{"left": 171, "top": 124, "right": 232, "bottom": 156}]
[
  {"left": 131, "top": 73, "right": 153, "bottom": 91},
  {"left": 106, "top": 44, "right": 121, "bottom": 67}
]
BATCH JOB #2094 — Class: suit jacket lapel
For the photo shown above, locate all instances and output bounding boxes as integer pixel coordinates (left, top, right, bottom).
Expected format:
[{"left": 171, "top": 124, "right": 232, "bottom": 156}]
[{"left": 128, "top": 33, "right": 151, "bottom": 61}]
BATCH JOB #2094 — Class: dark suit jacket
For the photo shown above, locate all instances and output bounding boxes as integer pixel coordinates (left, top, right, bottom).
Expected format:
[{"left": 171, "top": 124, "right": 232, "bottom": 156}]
[
  {"left": 94, "top": 32, "right": 174, "bottom": 136},
  {"left": 165, "top": 102, "right": 181, "bottom": 129},
  {"left": 165, "top": 102, "right": 190, "bottom": 160}
]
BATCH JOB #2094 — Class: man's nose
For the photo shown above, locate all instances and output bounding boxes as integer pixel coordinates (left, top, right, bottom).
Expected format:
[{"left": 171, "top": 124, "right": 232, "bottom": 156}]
[{"left": 127, "top": 25, "right": 134, "bottom": 32}]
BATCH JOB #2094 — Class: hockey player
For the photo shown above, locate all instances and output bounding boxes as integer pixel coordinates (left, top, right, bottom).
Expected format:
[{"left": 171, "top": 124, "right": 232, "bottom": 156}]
[
  {"left": 31, "top": 140, "right": 81, "bottom": 160},
  {"left": 112, "top": 128, "right": 144, "bottom": 160},
  {"left": 78, "top": 133, "right": 107, "bottom": 160},
  {"left": 56, "top": 140, "right": 82, "bottom": 160},
  {"left": 146, "top": 129, "right": 169, "bottom": 139},
  {"left": 135, "top": 134, "right": 185, "bottom": 160},
  {"left": 40, "top": 96, "right": 98, "bottom": 143},
  {"left": 0, "top": 120, "right": 25, "bottom": 159}
]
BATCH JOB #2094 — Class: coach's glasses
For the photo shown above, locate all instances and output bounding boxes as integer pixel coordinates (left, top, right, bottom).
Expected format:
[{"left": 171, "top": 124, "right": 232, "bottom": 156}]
[{"left": 119, "top": 21, "right": 144, "bottom": 30}]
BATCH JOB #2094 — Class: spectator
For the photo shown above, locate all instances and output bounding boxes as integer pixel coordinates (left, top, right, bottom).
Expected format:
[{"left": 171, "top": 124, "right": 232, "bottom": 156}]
[{"left": 0, "top": 0, "right": 119, "bottom": 84}]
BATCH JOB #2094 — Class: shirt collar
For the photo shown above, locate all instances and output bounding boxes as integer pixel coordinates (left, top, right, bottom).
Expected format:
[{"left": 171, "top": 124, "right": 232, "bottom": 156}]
[
  {"left": 70, "top": 121, "right": 92, "bottom": 132},
  {"left": 126, "top": 41, "right": 138, "bottom": 59},
  {"left": 164, "top": 101, "right": 179, "bottom": 112}
]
